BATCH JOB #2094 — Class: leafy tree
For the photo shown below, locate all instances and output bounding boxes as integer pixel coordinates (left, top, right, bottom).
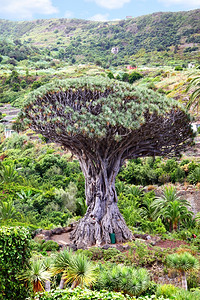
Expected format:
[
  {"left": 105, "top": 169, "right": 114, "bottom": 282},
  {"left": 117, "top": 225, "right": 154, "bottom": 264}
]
[
  {"left": 121, "top": 72, "right": 129, "bottom": 82},
  {"left": 20, "top": 77, "right": 193, "bottom": 246},
  {"left": 128, "top": 71, "right": 143, "bottom": 83},
  {"left": 55, "top": 182, "right": 77, "bottom": 213},
  {"left": 31, "top": 80, "right": 43, "bottom": 90},
  {"left": 167, "top": 252, "right": 199, "bottom": 290},
  {"left": 11, "top": 120, "right": 26, "bottom": 132},
  {"left": 107, "top": 71, "right": 114, "bottom": 79}
]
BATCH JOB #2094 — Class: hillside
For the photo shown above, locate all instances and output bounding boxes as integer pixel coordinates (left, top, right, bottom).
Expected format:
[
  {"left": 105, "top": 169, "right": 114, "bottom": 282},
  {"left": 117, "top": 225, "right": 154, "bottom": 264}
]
[{"left": 0, "top": 9, "right": 200, "bottom": 67}]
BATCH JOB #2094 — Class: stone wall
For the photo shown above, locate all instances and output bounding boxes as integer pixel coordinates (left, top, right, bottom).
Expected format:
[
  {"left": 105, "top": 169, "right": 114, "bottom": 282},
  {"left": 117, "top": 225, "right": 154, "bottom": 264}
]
[{"left": 178, "top": 187, "right": 200, "bottom": 216}]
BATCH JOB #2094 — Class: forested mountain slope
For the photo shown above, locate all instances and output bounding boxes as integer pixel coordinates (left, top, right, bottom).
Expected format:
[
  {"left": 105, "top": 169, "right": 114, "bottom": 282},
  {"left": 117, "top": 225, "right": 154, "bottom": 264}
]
[{"left": 0, "top": 9, "right": 200, "bottom": 66}]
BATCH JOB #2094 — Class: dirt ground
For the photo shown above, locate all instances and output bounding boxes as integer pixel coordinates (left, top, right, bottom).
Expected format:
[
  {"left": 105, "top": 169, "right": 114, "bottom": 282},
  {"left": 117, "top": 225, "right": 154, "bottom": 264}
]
[
  {"left": 50, "top": 232, "right": 71, "bottom": 246},
  {"left": 50, "top": 231, "right": 188, "bottom": 250},
  {"left": 155, "top": 239, "right": 188, "bottom": 249}
]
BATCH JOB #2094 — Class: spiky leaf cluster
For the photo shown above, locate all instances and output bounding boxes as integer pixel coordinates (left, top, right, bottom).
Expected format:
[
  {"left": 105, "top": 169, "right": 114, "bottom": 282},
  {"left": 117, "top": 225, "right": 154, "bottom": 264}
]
[{"left": 20, "top": 76, "right": 194, "bottom": 160}]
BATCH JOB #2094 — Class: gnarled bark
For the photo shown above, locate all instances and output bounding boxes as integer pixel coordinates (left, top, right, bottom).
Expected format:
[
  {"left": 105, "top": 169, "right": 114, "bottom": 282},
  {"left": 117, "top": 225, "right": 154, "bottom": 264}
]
[{"left": 71, "top": 156, "right": 133, "bottom": 247}]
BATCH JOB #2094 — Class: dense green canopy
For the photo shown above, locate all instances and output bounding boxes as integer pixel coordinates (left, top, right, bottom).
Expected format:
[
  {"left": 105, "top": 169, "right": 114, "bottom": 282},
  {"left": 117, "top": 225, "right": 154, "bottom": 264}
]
[{"left": 20, "top": 76, "right": 193, "bottom": 160}]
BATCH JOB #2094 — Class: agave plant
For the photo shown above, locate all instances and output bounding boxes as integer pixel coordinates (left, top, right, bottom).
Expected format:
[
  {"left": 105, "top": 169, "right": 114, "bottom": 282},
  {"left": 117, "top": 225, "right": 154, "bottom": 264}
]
[{"left": 167, "top": 252, "right": 199, "bottom": 290}]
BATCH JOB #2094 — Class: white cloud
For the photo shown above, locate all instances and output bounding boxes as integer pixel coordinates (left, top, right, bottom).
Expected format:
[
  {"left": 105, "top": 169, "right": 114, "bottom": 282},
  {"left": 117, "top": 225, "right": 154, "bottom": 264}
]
[
  {"left": 64, "top": 10, "right": 74, "bottom": 18},
  {"left": 87, "top": 0, "right": 131, "bottom": 9},
  {"left": 158, "top": 0, "right": 200, "bottom": 6},
  {"left": 89, "top": 13, "right": 109, "bottom": 21},
  {"left": 0, "top": 0, "right": 58, "bottom": 19}
]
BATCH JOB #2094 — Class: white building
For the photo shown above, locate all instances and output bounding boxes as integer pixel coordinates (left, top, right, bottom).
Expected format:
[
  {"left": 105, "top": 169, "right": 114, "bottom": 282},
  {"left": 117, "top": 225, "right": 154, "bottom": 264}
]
[
  {"left": 188, "top": 63, "right": 195, "bottom": 69},
  {"left": 4, "top": 128, "right": 15, "bottom": 138},
  {"left": 111, "top": 47, "right": 119, "bottom": 54}
]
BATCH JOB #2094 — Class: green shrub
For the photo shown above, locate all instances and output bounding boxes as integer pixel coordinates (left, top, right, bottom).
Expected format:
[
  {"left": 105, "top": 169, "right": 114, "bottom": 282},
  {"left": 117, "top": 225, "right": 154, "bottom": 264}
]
[
  {"left": 31, "top": 239, "right": 59, "bottom": 252},
  {"left": 188, "top": 168, "right": 200, "bottom": 184},
  {"left": 156, "top": 284, "right": 178, "bottom": 298},
  {"left": 174, "top": 66, "right": 183, "bottom": 71},
  {"left": 94, "top": 264, "right": 150, "bottom": 296},
  {"left": 0, "top": 226, "right": 31, "bottom": 300},
  {"left": 28, "top": 287, "right": 133, "bottom": 299}
]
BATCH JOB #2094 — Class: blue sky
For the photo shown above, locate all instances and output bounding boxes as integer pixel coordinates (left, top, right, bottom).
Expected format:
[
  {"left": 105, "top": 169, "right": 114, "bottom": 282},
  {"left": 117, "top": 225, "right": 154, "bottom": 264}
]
[{"left": 0, "top": 0, "right": 199, "bottom": 21}]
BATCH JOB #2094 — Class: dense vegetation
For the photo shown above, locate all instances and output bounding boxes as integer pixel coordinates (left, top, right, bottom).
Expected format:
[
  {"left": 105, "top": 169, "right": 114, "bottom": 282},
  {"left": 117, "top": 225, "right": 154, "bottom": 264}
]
[
  {"left": 1, "top": 103, "right": 200, "bottom": 298},
  {"left": 0, "top": 8, "right": 200, "bottom": 300},
  {"left": 0, "top": 132, "right": 199, "bottom": 232},
  {"left": 0, "top": 226, "right": 31, "bottom": 299},
  {"left": 0, "top": 9, "right": 200, "bottom": 69}
]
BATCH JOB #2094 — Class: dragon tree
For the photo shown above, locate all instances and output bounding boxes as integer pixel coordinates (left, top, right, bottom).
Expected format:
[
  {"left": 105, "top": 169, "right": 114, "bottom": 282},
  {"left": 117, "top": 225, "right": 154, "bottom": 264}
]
[{"left": 20, "top": 77, "right": 194, "bottom": 247}]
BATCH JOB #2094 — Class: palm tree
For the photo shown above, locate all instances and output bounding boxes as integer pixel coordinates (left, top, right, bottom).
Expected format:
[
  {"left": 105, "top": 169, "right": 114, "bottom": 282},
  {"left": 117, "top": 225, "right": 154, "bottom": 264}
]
[
  {"left": 161, "top": 200, "right": 193, "bottom": 231},
  {"left": 186, "top": 74, "right": 200, "bottom": 113},
  {"left": 167, "top": 252, "right": 199, "bottom": 290},
  {"left": 151, "top": 185, "right": 192, "bottom": 231},
  {"left": 18, "top": 258, "right": 51, "bottom": 293},
  {"left": 0, "top": 164, "right": 23, "bottom": 184},
  {"left": 0, "top": 200, "right": 19, "bottom": 222}
]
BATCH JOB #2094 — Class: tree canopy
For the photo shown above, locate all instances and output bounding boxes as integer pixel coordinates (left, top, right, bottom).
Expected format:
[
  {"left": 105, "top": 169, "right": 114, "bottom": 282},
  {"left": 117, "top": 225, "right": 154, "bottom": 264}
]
[{"left": 20, "top": 76, "right": 193, "bottom": 162}]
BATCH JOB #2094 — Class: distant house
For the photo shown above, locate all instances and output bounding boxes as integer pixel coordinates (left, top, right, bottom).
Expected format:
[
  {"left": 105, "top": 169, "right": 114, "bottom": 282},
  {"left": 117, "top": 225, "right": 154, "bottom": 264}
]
[
  {"left": 126, "top": 16, "right": 133, "bottom": 19},
  {"left": 127, "top": 65, "right": 137, "bottom": 70},
  {"left": 111, "top": 47, "right": 119, "bottom": 54},
  {"left": 4, "top": 128, "right": 15, "bottom": 139},
  {"left": 188, "top": 63, "right": 195, "bottom": 69}
]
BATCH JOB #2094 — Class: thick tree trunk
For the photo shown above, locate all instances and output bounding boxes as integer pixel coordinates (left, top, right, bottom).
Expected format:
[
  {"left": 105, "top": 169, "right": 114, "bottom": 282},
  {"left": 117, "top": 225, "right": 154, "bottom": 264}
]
[{"left": 71, "top": 157, "right": 133, "bottom": 248}]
